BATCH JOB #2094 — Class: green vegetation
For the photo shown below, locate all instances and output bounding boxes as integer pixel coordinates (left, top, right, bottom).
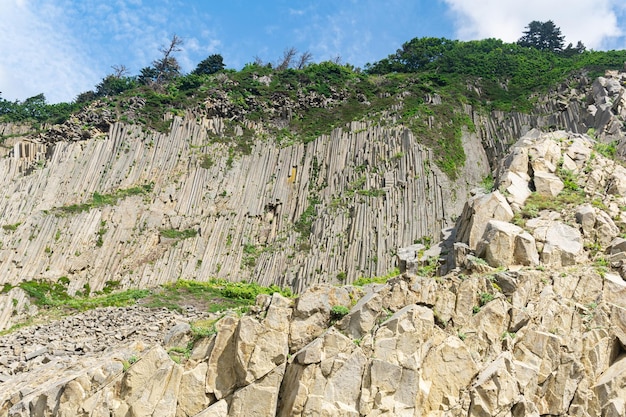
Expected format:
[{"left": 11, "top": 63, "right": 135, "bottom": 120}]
[
  {"left": 353, "top": 268, "right": 401, "bottom": 286},
  {"left": 0, "top": 93, "right": 83, "bottom": 125},
  {"left": 330, "top": 305, "right": 350, "bottom": 321},
  {"left": 479, "top": 292, "right": 494, "bottom": 306},
  {"left": 2, "top": 222, "right": 21, "bottom": 232},
  {"left": 54, "top": 183, "right": 153, "bottom": 214},
  {"left": 4, "top": 25, "right": 626, "bottom": 183},
  {"left": 2, "top": 277, "right": 294, "bottom": 334},
  {"left": 144, "top": 279, "right": 293, "bottom": 313},
  {"left": 15, "top": 278, "right": 149, "bottom": 311},
  {"left": 159, "top": 228, "right": 198, "bottom": 239},
  {"left": 512, "top": 187, "right": 586, "bottom": 227},
  {"left": 594, "top": 140, "right": 618, "bottom": 159}
]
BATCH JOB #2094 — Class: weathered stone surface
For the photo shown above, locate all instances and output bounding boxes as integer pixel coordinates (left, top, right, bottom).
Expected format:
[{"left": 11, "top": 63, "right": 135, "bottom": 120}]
[
  {"left": 289, "top": 285, "right": 352, "bottom": 352},
  {"left": 540, "top": 222, "right": 584, "bottom": 267},
  {"left": 476, "top": 220, "right": 539, "bottom": 267},
  {"left": 337, "top": 291, "right": 383, "bottom": 339},
  {"left": 196, "top": 400, "right": 229, "bottom": 417},
  {"left": 228, "top": 363, "right": 285, "bottom": 417},
  {"left": 534, "top": 171, "right": 564, "bottom": 197},
  {"left": 469, "top": 352, "right": 519, "bottom": 416},
  {"left": 456, "top": 191, "right": 514, "bottom": 250},
  {"left": 594, "top": 355, "right": 626, "bottom": 417},
  {"left": 419, "top": 336, "right": 478, "bottom": 413}
]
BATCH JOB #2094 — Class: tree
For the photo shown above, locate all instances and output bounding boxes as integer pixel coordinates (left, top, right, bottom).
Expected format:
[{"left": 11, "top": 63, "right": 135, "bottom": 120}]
[
  {"left": 296, "top": 51, "right": 313, "bottom": 69},
  {"left": 517, "top": 20, "right": 565, "bottom": 52},
  {"left": 139, "top": 34, "right": 184, "bottom": 86},
  {"left": 561, "top": 41, "right": 586, "bottom": 57},
  {"left": 276, "top": 47, "right": 298, "bottom": 70},
  {"left": 95, "top": 66, "right": 136, "bottom": 97},
  {"left": 193, "top": 54, "right": 225, "bottom": 75}
]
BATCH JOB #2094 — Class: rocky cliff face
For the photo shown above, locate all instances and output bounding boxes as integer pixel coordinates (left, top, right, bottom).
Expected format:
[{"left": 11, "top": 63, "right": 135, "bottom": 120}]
[
  {"left": 1, "top": 69, "right": 625, "bottom": 304},
  {"left": 3, "top": 114, "right": 626, "bottom": 415}
]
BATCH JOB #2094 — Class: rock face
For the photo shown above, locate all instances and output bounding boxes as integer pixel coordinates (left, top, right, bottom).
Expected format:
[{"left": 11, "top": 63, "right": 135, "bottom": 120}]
[
  {"left": 0, "top": 117, "right": 488, "bottom": 298},
  {"left": 1, "top": 263, "right": 626, "bottom": 416},
  {"left": 4, "top": 125, "right": 626, "bottom": 415},
  {"left": 5, "top": 62, "right": 626, "bottom": 417}
]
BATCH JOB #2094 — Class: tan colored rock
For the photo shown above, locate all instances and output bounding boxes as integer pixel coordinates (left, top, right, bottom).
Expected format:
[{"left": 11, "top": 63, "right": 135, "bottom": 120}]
[
  {"left": 289, "top": 285, "right": 352, "bottom": 352},
  {"left": 123, "top": 347, "right": 183, "bottom": 417},
  {"left": 576, "top": 204, "right": 596, "bottom": 237},
  {"left": 533, "top": 171, "right": 564, "bottom": 197},
  {"left": 607, "top": 164, "right": 626, "bottom": 196},
  {"left": 469, "top": 352, "right": 519, "bottom": 416},
  {"left": 178, "top": 362, "right": 210, "bottom": 416},
  {"left": 206, "top": 315, "right": 241, "bottom": 399},
  {"left": 540, "top": 222, "right": 584, "bottom": 267},
  {"left": 476, "top": 220, "right": 539, "bottom": 267},
  {"left": 456, "top": 191, "right": 514, "bottom": 250},
  {"left": 337, "top": 291, "right": 383, "bottom": 339},
  {"left": 235, "top": 315, "right": 288, "bottom": 384},
  {"left": 594, "top": 355, "right": 626, "bottom": 417},
  {"left": 228, "top": 363, "right": 285, "bottom": 417},
  {"left": 419, "top": 336, "right": 478, "bottom": 413},
  {"left": 195, "top": 399, "right": 228, "bottom": 417},
  {"left": 359, "top": 305, "right": 440, "bottom": 416},
  {"left": 500, "top": 170, "right": 531, "bottom": 207},
  {"left": 603, "top": 273, "right": 626, "bottom": 309}
]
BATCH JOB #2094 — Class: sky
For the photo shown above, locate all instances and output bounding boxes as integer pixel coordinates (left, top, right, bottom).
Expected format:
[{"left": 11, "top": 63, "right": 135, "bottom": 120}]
[{"left": 1, "top": 0, "right": 626, "bottom": 104}]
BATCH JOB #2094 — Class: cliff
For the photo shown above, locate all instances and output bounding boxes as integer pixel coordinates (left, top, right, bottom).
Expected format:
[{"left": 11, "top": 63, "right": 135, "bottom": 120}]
[
  {"left": 2, "top": 127, "right": 626, "bottom": 416},
  {"left": 1, "top": 68, "right": 625, "bottom": 303}
]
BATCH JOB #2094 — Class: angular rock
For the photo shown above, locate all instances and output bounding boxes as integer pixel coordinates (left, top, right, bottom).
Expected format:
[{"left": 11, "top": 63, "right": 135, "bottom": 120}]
[
  {"left": 419, "top": 336, "right": 478, "bottom": 413},
  {"left": 541, "top": 222, "right": 584, "bottom": 267},
  {"left": 469, "top": 352, "right": 519, "bottom": 416},
  {"left": 533, "top": 171, "right": 564, "bottom": 197},
  {"left": 476, "top": 220, "right": 539, "bottom": 267},
  {"left": 456, "top": 191, "right": 514, "bottom": 250}
]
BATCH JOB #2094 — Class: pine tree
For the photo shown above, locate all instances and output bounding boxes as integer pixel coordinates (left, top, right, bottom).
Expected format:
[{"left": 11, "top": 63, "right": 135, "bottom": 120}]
[{"left": 518, "top": 20, "right": 565, "bottom": 52}]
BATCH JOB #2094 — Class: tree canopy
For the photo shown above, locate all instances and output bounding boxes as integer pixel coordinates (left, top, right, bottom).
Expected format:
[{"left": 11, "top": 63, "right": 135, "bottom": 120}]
[
  {"left": 517, "top": 20, "right": 565, "bottom": 52},
  {"left": 193, "top": 54, "right": 225, "bottom": 75}
]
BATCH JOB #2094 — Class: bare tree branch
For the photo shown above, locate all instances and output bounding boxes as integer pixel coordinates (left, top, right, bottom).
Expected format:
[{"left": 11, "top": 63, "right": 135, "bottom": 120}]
[
  {"left": 296, "top": 51, "right": 313, "bottom": 69},
  {"left": 111, "top": 65, "right": 129, "bottom": 78},
  {"left": 276, "top": 47, "right": 298, "bottom": 71}
]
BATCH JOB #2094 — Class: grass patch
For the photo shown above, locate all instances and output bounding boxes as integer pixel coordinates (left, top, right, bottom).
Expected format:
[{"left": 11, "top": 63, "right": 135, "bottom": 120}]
[
  {"left": 144, "top": 279, "right": 293, "bottom": 313},
  {"left": 330, "top": 305, "right": 350, "bottom": 322},
  {"left": 353, "top": 267, "right": 401, "bottom": 286},
  {"left": 54, "top": 183, "right": 153, "bottom": 215},
  {"left": 2, "top": 222, "right": 21, "bottom": 232},
  {"left": 513, "top": 189, "right": 586, "bottom": 226},
  {"left": 159, "top": 228, "right": 198, "bottom": 239}
]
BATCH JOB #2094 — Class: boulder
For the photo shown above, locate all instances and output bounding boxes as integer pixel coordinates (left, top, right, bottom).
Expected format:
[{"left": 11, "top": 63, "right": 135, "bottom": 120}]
[
  {"left": 419, "top": 336, "right": 478, "bottom": 413},
  {"left": 540, "top": 222, "right": 584, "bottom": 267},
  {"left": 337, "top": 291, "right": 383, "bottom": 339},
  {"left": 289, "top": 285, "right": 352, "bottom": 352},
  {"left": 500, "top": 170, "right": 532, "bottom": 208},
  {"left": 594, "top": 355, "right": 626, "bottom": 417},
  {"left": 456, "top": 191, "right": 514, "bottom": 250},
  {"left": 576, "top": 204, "right": 596, "bottom": 237},
  {"left": 533, "top": 171, "right": 564, "bottom": 197},
  {"left": 397, "top": 243, "right": 425, "bottom": 274},
  {"left": 476, "top": 220, "right": 539, "bottom": 267},
  {"left": 469, "top": 352, "right": 519, "bottom": 416},
  {"left": 607, "top": 165, "right": 626, "bottom": 196}
]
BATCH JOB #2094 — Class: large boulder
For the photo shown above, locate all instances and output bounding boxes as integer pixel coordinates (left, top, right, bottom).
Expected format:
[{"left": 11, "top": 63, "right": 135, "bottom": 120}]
[
  {"left": 456, "top": 191, "right": 514, "bottom": 250},
  {"left": 476, "top": 220, "right": 539, "bottom": 268},
  {"left": 533, "top": 171, "right": 564, "bottom": 197}
]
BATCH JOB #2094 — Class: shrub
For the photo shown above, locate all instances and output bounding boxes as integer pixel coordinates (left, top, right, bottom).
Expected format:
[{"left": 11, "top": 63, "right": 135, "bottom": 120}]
[{"left": 330, "top": 305, "right": 350, "bottom": 321}]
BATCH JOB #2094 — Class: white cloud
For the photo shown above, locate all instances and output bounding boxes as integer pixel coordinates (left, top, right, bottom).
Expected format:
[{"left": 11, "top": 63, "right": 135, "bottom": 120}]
[
  {"left": 442, "top": 0, "right": 625, "bottom": 49},
  {"left": 0, "top": 0, "right": 99, "bottom": 103}
]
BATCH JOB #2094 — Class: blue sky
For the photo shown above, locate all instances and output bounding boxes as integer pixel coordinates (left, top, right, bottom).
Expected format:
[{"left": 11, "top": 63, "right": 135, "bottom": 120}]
[{"left": 2, "top": 0, "right": 626, "bottom": 103}]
